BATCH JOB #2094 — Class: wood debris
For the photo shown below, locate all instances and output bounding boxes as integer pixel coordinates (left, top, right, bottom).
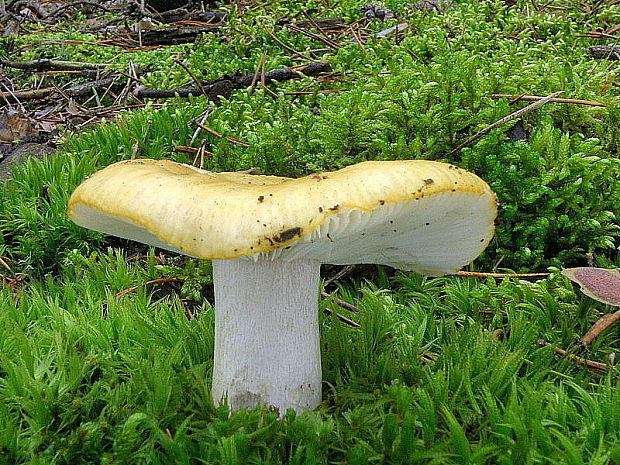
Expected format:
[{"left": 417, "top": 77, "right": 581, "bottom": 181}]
[
  {"left": 587, "top": 45, "right": 620, "bottom": 60},
  {"left": 135, "top": 61, "right": 332, "bottom": 103}
]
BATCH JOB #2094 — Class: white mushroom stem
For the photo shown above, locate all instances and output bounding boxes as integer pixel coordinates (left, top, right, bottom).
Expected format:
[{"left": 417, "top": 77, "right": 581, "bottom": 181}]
[{"left": 211, "top": 258, "right": 322, "bottom": 414}]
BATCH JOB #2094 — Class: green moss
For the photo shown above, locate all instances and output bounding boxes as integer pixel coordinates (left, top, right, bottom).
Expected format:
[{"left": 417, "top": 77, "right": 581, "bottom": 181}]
[{"left": 0, "top": 251, "right": 618, "bottom": 464}]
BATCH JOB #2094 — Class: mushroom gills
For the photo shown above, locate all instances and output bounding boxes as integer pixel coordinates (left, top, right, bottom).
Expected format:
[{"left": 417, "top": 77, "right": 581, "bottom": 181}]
[{"left": 248, "top": 190, "right": 496, "bottom": 275}]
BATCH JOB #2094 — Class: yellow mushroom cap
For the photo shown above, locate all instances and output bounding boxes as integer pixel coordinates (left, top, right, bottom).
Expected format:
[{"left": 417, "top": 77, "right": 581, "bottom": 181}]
[{"left": 68, "top": 158, "right": 498, "bottom": 275}]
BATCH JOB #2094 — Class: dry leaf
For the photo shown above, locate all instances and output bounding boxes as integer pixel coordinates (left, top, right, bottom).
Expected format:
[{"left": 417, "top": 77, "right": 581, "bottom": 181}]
[
  {"left": 0, "top": 109, "right": 38, "bottom": 142},
  {"left": 562, "top": 267, "right": 620, "bottom": 307}
]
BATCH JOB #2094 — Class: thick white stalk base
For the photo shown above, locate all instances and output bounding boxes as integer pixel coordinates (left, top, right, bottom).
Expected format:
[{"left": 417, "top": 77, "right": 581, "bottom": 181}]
[{"left": 211, "top": 258, "right": 322, "bottom": 414}]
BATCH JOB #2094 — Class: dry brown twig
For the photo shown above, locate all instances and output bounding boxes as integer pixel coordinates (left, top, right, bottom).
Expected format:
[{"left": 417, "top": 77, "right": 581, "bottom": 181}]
[
  {"left": 452, "top": 270, "right": 550, "bottom": 278},
  {"left": 262, "top": 26, "right": 311, "bottom": 60},
  {"left": 195, "top": 122, "right": 250, "bottom": 148},
  {"left": 249, "top": 51, "right": 268, "bottom": 94},
  {"left": 450, "top": 90, "right": 564, "bottom": 155},
  {"left": 286, "top": 24, "right": 341, "bottom": 49},
  {"left": 537, "top": 339, "right": 609, "bottom": 375},
  {"left": 579, "top": 32, "right": 620, "bottom": 40},
  {"left": 323, "top": 264, "right": 357, "bottom": 288},
  {"left": 284, "top": 89, "right": 346, "bottom": 95},
  {"left": 580, "top": 309, "right": 620, "bottom": 347},
  {"left": 189, "top": 108, "right": 214, "bottom": 146},
  {"left": 0, "top": 274, "right": 27, "bottom": 290},
  {"left": 320, "top": 291, "right": 362, "bottom": 313},
  {"left": 301, "top": 10, "right": 343, "bottom": 48},
  {"left": 492, "top": 94, "right": 605, "bottom": 107},
  {"left": 191, "top": 139, "right": 212, "bottom": 169},
  {"left": 135, "top": 61, "right": 331, "bottom": 101},
  {"left": 0, "top": 57, "right": 110, "bottom": 71},
  {"left": 323, "top": 307, "right": 361, "bottom": 328},
  {"left": 0, "top": 256, "right": 15, "bottom": 275},
  {"left": 0, "top": 77, "right": 119, "bottom": 102},
  {"left": 174, "top": 59, "right": 210, "bottom": 100},
  {"left": 113, "top": 278, "right": 186, "bottom": 299}
]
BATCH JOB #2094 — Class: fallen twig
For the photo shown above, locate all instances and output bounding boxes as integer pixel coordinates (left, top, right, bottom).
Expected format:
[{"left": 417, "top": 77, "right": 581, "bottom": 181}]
[
  {"left": 579, "top": 309, "right": 620, "bottom": 347},
  {"left": 263, "top": 25, "right": 311, "bottom": 60},
  {"left": 0, "top": 86, "right": 51, "bottom": 101},
  {"left": 113, "top": 278, "right": 186, "bottom": 299},
  {"left": 323, "top": 264, "right": 357, "bottom": 288},
  {"left": 296, "top": 16, "right": 347, "bottom": 31},
  {"left": 537, "top": 339, "right": 608, "bottom": 375},
  {"left": 492, "top": 94, "right": 605, "bottom": 107},
  {"left": 323, "top": 307, "right": 361, "bottom": 327},
  {"left": 134, "top": 4, "right": 226, "bottom": 24},
  {"left": 188, "top": 107, "right": 214, "bottom": 146},
  {"left": 66, "top": 77, "right": 119, "bottom": 98},
  {"left": 136, "top": 61, "right": 331, "bottom": 101},
  {"left": 249, "top": 51, "right": 268, "bottom": 94},
  {"left": 283, "top": 89, "right": 346, "bottom": 95},
  {"left": 130, "top": 24, "right": 221, "bottom": 47},
  {"left": 285, "top": 24, "right": 341, "bottom": 49},
  {"left": 301, "top": 10, "right": 343, "bottom": 47},
  {"left": 192, "top": 140, "right": 210, "bottom": 169},
  {"left": 373, "top": 23, "right": 409, "bottom": 39},
  {"left": 0, "top": 273, "right": 27, "bottom": 289},
  {"left": 587, "top": 45, "right": 620, "bottom": 60},
  {"left": 174, "top": 145, "right": 214, "bottom": 157},
  {"left": 195, "top": 123, "right": 249, "bottom": 147},
  {"left": 174, "top": 59, "right": 211, "bottom": 100},
  {"left": 450, "top": 90, "right": 563, "bottom": 155},
  {"left": 0, "top": 77, "right": 119, "bottom": 102},
  {"left": 79, "top": 103, "right": 163, "bottom": 116},
  {"left": 0, "top": 57, "right": 110, "bottom": 71},
  {"left": 578, "top": 32, "right": 620, "bottom": 40},
  {"left": 0, "top": 256, "right": 15, "bottom": 275},
  {"left": 320, "top": 291, "right": 362, "bottom": 313},
  {"left": 452, "top": 270, "right": 550, "bottom": 278}
]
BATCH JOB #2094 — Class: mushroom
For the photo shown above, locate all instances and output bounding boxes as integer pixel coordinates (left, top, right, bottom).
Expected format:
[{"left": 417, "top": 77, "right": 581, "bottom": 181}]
[{"left": 67, "top": 158, "right": 498, "bottom": 414}]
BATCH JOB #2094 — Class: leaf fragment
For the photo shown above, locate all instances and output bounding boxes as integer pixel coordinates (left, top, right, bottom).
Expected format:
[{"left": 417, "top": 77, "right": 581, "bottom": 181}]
[{"left": 561, "top": 267, "right": 620, "bottom": 306}]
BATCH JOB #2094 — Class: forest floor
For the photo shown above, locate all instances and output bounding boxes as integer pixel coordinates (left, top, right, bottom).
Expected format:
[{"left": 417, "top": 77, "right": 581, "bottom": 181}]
[{"left": 0, "top": 0, "right": 620, "bottom": 463}]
